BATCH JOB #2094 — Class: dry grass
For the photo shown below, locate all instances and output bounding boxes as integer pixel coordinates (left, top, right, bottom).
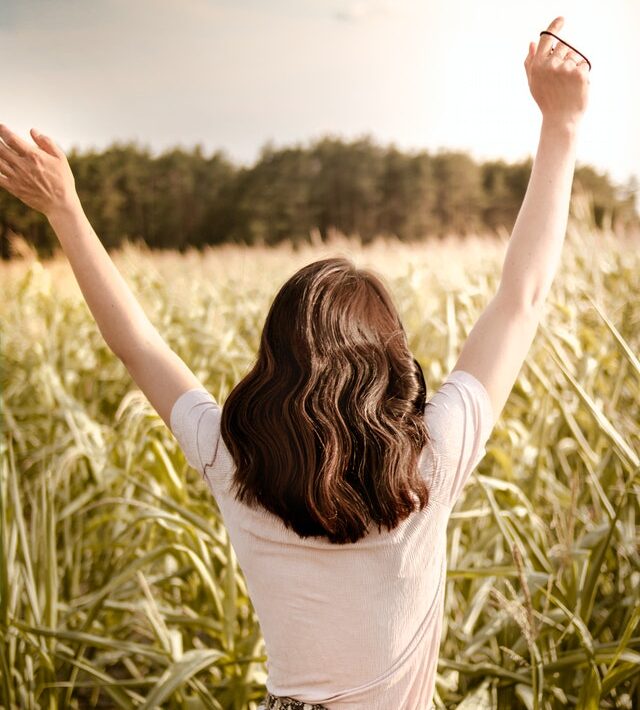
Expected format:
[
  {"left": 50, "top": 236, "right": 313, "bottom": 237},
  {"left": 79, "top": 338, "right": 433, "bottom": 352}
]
[{"left": 1, "top": 197, "right": 639, "bottom": 708}]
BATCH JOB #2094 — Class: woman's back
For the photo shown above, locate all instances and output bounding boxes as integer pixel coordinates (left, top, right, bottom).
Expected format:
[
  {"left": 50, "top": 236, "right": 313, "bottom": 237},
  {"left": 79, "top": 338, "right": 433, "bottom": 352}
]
[{"left": 170, "top": 369, "right": 495, "bottom": 708}]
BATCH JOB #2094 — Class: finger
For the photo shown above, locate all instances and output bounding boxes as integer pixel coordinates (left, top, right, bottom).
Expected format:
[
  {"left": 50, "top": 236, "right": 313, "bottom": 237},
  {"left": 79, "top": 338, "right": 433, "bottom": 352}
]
[
  {"left": 0, "top": 139, "right": 20, "bottom": 169},
  {"left": 562, "top": 49, "right": 582, "bottom": 66},
  {"left": 567, "top": 49, "right": 592, "bottom": 73},
  {"left": 30, "top": 128, "right": 64, "bottom": 158},
  {"left": 0, "top": 124, "right": 33, "bottom": 158},
  {"left": 551, "top": 42, "right": 570, "bottom": 60},
  {"left": 524, "top": 41, "right": 536, "bottom": 70},
  {"left": 0, "top": 155, "right": 16, "bottom": 177},
  {"left": 537, "top": 16, "right": 564, "bottom": 56},
  {"left": 0, "top": 172, "right": 17, "bottom": 197},
  {"left": 576, "top": 60, "right": 591, "bottom": 77}
]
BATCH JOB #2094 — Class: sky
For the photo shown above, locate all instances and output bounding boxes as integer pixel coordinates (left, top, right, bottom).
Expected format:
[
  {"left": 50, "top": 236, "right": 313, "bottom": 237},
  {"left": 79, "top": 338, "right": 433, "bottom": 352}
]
[{"left": 0, "top": 0, "right": 638, "bottom": 194}]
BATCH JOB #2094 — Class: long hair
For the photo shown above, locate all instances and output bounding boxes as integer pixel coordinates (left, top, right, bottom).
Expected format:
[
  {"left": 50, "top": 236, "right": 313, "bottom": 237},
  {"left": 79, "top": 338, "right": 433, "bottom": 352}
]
[{"left": 220, "top": 257, "right": 432, "bottom": 544}]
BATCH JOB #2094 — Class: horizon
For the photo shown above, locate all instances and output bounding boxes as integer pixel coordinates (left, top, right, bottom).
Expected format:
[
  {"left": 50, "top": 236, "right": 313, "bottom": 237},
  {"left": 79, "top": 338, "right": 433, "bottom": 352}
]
[{"left": 59, "top": 131, "right": 636, "bottom": 202}]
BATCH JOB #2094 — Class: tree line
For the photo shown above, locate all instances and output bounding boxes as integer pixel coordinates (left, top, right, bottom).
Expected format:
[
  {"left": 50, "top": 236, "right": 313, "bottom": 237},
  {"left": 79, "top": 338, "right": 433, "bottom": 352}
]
[{"left": 1, "top": 134, "right": 638, "bottom": 258}]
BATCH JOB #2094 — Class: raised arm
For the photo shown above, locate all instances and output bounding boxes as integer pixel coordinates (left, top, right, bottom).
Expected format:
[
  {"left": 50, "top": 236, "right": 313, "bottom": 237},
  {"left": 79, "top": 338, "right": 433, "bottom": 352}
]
[
  {"left": 452, "top": 16, "right": 591, "bottom": 422},
  {"left": 0, "top": 125, "right": 205, "bottom": 427},
  {"left": 498, "top": 16, "right": 589, "bottom": 308}
]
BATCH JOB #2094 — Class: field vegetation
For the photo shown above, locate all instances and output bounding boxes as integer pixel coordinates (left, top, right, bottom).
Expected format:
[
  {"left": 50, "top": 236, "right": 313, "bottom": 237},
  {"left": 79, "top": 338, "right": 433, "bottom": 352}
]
[{"left": 1, "top": 195, "right": 639, "bottom": 708}]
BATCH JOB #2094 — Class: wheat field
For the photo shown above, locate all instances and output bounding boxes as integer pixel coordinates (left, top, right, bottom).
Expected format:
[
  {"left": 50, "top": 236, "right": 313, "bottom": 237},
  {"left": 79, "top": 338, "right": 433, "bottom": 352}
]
[{"left": 1, "top": 199, "right": 639, "bottom": 709}]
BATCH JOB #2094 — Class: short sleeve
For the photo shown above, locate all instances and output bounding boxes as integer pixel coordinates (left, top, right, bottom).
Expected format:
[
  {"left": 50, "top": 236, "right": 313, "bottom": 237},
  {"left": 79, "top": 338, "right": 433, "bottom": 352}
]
[
  {"left": 423, "top": 369, "right": 495, "bottom": 507},
  {"left": 169, "top": 388, "right": 222, "bottom": 478}
]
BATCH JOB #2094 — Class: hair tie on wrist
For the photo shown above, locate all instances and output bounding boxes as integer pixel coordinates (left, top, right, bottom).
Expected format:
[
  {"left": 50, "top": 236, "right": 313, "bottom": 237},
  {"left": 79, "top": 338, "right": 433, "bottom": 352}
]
[{"left": 539, "top": 30, "right": 591, "bottom": 71}]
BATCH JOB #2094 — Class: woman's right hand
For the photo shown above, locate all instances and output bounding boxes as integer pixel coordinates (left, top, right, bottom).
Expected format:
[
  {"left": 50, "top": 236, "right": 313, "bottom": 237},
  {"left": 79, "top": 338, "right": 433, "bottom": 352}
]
[
  {"left": 524, "top": 16, "right": 591, "bottom": 130},
  {"left": 0, "top": 124, "right": 79, "bottom": 219}
]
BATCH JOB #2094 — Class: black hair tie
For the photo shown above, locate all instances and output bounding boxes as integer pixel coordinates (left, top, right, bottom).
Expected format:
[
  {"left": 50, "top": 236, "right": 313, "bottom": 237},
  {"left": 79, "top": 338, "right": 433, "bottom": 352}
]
[{"left": 539, "top": 30, "right": 591, "bottom": 71}]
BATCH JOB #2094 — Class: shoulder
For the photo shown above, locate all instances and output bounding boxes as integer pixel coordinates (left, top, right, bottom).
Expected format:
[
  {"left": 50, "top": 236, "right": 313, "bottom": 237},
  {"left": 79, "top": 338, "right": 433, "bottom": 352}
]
[
  {"left": 169, "top": 388, "right": 223, "bottom": 477},
  {"left": 422, "top": 369, "right": 495, "bottom": 507},
  {"left": 425, "top": 369, "right": 494, "bottom": 432}
]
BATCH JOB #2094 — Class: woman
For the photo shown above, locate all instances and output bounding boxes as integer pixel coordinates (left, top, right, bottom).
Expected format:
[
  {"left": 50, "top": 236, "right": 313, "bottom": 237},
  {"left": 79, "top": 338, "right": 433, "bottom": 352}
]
[{"left": 0, "top": 15, "right": 589, "bottom": 709}]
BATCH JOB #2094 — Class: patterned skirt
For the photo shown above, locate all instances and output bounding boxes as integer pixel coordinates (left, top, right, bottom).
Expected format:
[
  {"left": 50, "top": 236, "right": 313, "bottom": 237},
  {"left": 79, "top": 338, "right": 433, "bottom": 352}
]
[{"left": 257, "top": 693, "right": 329, "bottom": 710}]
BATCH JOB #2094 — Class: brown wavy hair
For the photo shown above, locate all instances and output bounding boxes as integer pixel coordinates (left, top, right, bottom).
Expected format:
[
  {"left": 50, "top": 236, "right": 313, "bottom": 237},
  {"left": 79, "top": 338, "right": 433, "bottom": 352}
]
[{"left": 220, "top": 257, "right": 432, "bottom": 544}]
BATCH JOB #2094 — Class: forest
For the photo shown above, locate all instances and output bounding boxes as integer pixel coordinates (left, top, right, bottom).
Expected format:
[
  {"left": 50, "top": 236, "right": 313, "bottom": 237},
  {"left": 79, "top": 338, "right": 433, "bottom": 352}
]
[{"left": 0, "top": 134, "right": 638, "bottom": 258}]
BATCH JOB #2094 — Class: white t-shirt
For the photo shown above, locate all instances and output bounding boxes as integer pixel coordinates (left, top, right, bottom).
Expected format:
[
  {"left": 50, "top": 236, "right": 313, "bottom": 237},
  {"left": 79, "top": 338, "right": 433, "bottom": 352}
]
[{"left": 170, "top": 369, "right": 495, "bottom": 709}]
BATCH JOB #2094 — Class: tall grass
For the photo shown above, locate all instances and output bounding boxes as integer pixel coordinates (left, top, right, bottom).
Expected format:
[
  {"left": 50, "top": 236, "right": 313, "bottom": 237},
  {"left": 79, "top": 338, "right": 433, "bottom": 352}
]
[{"left": 1, "top": 199, "right": 639, "bottom": 708}]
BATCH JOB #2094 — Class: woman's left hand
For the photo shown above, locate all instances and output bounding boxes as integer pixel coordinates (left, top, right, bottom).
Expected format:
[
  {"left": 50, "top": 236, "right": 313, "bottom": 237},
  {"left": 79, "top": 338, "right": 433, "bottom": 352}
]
[{"left": 0, "top": 124, "right": 79, "bottom": 218}]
